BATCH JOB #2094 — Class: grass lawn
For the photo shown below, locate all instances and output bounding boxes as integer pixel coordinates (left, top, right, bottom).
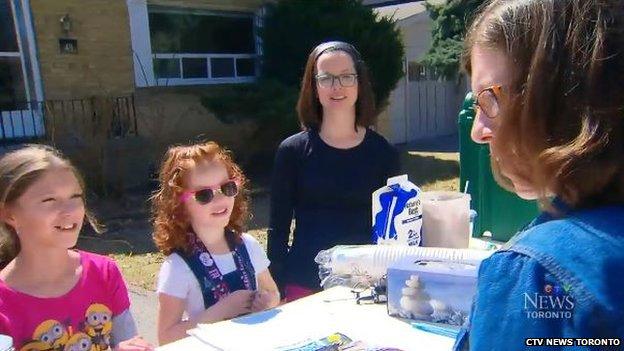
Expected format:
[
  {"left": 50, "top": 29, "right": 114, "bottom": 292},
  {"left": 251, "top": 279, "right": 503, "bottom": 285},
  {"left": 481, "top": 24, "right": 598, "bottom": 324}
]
[{"left": 77, "top": 150, "right": 459, "bottom": 291}]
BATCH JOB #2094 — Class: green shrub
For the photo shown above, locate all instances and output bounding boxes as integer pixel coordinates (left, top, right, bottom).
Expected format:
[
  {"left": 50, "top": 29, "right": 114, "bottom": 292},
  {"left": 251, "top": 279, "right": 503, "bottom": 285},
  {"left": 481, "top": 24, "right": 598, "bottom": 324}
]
[
  {"left": 261, "top": 0, "right": 404, "bottom": 110},
  {"left": 421, "top": 0, "right": 486, "bottom": 79},
  {"left": 201, "top": 79, "right": 299, "bottom": 160},
  {"left": 202, "top": 0, "right": 405, "bottom": 162}
]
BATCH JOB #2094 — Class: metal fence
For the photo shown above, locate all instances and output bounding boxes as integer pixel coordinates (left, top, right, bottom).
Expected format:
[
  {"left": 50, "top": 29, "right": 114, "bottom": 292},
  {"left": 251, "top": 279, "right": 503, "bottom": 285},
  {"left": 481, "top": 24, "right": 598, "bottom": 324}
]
[{"left": 0, "top": 95, "right": 138, "bottom": 145}]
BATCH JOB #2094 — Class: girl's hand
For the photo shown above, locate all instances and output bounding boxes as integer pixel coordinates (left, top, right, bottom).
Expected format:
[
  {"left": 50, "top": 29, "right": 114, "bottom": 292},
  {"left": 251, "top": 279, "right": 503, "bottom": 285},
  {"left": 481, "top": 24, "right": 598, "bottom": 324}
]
[
  {"left": 251, "top": 289, "right": 276, "bottom": 312},
  {"left": 214, "top": 289, "right": 255, "bottom": 320},
  {"left": 114, "top": 336, "right": 155, "bottom": 351}
]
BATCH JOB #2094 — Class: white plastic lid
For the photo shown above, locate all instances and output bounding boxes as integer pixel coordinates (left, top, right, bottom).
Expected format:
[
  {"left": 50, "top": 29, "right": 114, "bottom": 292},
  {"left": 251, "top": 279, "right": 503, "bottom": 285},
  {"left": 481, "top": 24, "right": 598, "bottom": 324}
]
[
  {"left": 0, "top": 334, "right": 13, "bottom": 351},
  {"left": 421, "top": 190, "right": 471, "bottom": 202}
]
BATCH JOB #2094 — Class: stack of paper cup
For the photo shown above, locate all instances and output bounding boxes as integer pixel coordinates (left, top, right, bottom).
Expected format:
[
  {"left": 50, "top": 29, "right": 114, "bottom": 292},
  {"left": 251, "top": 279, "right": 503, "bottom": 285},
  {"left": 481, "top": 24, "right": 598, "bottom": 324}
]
[
  {"left": 421, "top": 191, "right": 471, "bottom": 248},
  {"left": 316, "top": 245, "right": 491, "bottom": 282}
]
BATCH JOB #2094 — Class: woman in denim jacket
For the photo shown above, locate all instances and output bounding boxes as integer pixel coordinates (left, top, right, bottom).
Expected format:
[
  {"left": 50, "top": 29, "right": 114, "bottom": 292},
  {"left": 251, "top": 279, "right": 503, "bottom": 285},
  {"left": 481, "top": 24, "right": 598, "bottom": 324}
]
[{"left": 454, "top": 0, "right": 624, "bottom": 349}]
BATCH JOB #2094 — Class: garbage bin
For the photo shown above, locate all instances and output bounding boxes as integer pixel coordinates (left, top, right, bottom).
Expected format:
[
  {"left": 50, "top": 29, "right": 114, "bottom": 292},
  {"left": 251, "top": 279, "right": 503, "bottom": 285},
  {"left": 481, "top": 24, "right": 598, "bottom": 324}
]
[{"left": 458, "top": 92, "right": 539, "bottom": 242}]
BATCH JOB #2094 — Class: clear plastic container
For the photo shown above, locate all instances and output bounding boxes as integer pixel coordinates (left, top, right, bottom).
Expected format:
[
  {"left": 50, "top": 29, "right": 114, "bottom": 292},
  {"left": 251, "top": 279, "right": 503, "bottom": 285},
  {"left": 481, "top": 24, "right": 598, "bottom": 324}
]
[{"left": 0, "top": 334, "right": 13, "bottom": 351}]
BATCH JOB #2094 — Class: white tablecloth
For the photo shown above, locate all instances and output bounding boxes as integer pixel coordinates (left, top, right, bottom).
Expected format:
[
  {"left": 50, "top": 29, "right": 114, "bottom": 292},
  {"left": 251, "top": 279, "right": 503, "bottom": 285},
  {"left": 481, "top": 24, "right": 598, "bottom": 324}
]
[{"left": 157, "top": 287, "right": 456, "bottom": 351}]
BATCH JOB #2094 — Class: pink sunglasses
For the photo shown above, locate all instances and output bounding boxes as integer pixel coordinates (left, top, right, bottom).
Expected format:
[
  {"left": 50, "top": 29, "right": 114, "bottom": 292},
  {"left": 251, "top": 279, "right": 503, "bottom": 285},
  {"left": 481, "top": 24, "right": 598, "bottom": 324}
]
[{"left": 180, "top": 179, "right": 239, "bottom": 205}]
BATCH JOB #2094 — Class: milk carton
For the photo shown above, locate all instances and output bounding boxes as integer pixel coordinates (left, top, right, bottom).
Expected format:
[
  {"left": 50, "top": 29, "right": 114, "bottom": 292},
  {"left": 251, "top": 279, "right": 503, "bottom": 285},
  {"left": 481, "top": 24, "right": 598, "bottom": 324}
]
[{"left": 372, "top": 175, "right": 422, "bottom": 246}]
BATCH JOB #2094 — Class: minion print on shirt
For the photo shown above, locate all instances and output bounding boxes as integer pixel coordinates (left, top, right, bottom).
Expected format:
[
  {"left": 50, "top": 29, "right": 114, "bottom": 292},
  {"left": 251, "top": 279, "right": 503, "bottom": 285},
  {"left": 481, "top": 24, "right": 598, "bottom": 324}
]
[
  {"left": 83, "top": 304, "right": 112, "bottom": 351},
  {"left": 63, "top": 333, "right": 93, "bottom": 351},
  {"left": 20, "top": 320, "right": 69, "bottom": 351},
  {"left": 19, "top": 304, "right": 113, "bottom": 351}
]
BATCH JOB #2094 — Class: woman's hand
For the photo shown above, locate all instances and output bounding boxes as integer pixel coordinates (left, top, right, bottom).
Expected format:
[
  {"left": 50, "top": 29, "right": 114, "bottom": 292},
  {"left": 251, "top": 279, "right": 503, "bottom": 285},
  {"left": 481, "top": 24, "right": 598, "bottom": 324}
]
[{"left": 114, "top": 336, "right": 154, "bottom": 351}]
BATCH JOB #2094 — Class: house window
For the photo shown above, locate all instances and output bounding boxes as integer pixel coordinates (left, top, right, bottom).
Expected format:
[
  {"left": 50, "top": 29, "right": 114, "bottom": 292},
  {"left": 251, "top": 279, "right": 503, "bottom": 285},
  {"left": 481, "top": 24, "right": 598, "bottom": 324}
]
[
  {"left": 0, "top": 0, "right": 44, "bottom": 141},
  {"left": 148, "top": 6, "right": 257, "bottom": 85},
  {"left": 0, "top": 0, "right": 26, "bottom": 110}
]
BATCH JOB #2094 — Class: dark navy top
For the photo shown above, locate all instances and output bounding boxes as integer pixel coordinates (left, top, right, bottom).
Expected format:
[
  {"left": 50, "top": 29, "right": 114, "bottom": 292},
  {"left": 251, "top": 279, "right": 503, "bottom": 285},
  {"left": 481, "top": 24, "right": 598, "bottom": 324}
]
[{"left": 267, "top": 128, "right": 400, "bottom": 291}]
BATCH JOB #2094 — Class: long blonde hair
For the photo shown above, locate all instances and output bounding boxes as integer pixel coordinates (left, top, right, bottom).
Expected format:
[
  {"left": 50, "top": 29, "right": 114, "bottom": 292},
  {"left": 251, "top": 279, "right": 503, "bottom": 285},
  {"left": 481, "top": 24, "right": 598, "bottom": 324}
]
[{"left": 0, "top": 144, "right": 101, "bottom": 268}]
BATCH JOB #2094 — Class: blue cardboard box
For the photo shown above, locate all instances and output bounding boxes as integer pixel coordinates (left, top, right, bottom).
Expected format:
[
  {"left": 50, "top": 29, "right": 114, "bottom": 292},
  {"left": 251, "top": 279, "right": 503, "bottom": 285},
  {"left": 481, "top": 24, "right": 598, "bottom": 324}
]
[{"left": 387, "top": 258, "right": 478, "bottom": 326}]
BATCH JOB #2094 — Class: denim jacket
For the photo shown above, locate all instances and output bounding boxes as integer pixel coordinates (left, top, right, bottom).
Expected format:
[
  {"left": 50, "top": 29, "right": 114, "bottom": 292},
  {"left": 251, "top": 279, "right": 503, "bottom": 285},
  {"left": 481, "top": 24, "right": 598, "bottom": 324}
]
[{"left": 454, "top": 203, "right": 624, "bottom": 350}]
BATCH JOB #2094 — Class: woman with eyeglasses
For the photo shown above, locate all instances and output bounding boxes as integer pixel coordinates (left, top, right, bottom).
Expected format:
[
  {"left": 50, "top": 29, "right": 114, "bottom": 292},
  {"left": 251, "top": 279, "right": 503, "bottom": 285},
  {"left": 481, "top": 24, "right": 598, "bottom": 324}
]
[
  {"left": 267, "top": 41, "right": 400, "bottom": 301},
  {"left": 454, "top": 0, "right": 624, "bottom": 349}
]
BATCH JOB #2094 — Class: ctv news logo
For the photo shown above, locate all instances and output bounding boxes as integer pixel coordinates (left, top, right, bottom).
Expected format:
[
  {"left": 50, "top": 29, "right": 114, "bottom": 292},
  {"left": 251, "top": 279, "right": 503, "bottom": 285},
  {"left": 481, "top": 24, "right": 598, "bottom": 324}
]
[
  {"left": 523, "top": 283, "right": 574, "bottom": 319},
  {"left": 525, "top": 338, "right": 622, "bottom": 347}
]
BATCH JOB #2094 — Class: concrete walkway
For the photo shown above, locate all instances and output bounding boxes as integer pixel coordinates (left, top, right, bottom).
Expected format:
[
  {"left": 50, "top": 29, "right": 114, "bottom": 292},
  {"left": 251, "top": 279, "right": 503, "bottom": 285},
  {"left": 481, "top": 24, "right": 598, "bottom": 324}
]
[{"left": 129, "top": 287, "right": 159, "bottom": 345}]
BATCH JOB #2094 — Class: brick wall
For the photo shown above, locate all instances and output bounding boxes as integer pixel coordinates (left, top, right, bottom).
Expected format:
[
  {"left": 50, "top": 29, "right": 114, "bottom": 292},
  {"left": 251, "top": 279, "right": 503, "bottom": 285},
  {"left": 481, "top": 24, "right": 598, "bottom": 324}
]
[
  {"left": 30, "top": 0, "right": 135, "bottom": 100},
  {"left": 29, "top": 0, "right": 268, "bottom": 100}
]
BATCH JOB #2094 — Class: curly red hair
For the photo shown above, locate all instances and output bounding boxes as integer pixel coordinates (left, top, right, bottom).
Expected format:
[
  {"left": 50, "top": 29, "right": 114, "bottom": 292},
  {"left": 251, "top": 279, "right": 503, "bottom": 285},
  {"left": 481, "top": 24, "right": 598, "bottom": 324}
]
[{"left": 151, "top": 141, "right": 250, "bottom": 255}]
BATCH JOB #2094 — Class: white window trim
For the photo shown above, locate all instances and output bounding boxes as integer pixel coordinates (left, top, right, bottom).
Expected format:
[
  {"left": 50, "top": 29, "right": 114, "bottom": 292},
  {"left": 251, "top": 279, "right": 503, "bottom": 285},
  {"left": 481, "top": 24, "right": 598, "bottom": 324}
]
[
  {"left": 0, "top": 52, "right": 21, "bottom": 57},
  {"left": 20, "top": 0, "right": 43, "bottom": 102},
  {"left": 1, "top": 0, "right": 43, "bottom": 102},
  {"left": 128, "top": 0, "right": 155, "bottom": 87},
  {"left": 127, "top": 1, "right": 259, "bottom": 87},
  {"left": 2, "top": 0, "right": 30, "bottom": 102},
  {"left": 152, "top": 53, "right": 257, "bottom": 86},
  {"left": 0, "top": 0, "right": 45, "bottom": 140}
]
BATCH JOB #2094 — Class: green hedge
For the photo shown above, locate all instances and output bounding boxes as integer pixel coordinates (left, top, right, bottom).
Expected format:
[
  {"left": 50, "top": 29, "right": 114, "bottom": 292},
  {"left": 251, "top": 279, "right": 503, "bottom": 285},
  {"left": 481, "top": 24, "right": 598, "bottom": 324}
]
[{"left": 202, "top": 0, "right": 405, "bottom": 161}]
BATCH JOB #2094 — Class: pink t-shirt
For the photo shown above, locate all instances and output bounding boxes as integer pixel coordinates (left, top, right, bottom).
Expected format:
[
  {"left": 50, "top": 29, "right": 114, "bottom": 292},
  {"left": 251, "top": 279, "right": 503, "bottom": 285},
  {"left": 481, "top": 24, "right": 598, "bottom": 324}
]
[{"left": 0, "top": 251, "right": 131, "bottom": 351}]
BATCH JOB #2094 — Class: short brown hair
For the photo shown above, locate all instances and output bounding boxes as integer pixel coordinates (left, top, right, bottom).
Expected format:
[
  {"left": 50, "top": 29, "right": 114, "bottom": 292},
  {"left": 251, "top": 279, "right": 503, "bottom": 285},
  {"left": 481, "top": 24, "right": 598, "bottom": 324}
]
[
  {"left": 296, "top": 41, "right": 377, "bottom": 130},
  {"left": 0, "top": 144, "right": 101, "bottom": 268},
  {"left": 464, "top": 0, "right": 624, "bottom": 209},
  {"left": 151, "top": 141, "right": 250, "bottom": 256}
]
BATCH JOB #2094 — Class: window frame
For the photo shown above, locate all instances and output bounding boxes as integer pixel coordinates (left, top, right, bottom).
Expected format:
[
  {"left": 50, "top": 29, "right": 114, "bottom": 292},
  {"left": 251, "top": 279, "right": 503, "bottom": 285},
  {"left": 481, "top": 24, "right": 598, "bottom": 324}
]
[
  {"left": 147, "top": 5, "right": 259, "bottom": 86},
  {"left": 0, "top": 0, "right": 45, "bottom": 141}
]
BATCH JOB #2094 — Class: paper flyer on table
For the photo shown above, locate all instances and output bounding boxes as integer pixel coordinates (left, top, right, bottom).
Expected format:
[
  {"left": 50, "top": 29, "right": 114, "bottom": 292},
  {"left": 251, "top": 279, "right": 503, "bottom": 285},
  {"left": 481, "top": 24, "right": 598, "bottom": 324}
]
[
  {"left": 182, "top": 288, "right": 455, "bottom": 351},
  {"left": 188, "top": 307, "right": 339, "bottom": 350}
]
